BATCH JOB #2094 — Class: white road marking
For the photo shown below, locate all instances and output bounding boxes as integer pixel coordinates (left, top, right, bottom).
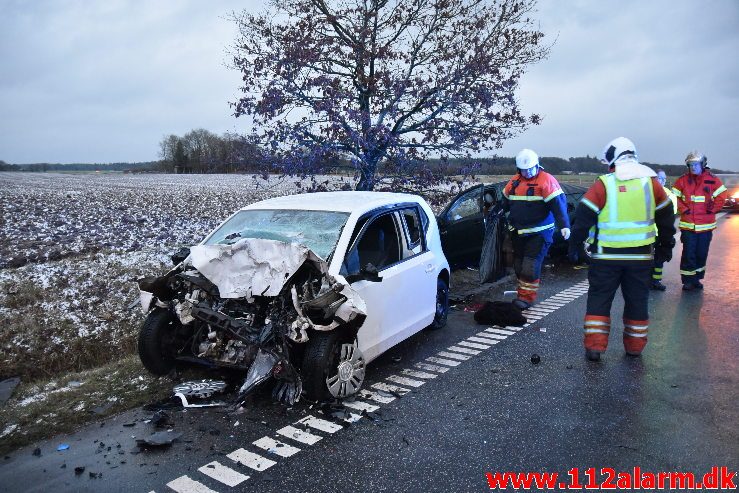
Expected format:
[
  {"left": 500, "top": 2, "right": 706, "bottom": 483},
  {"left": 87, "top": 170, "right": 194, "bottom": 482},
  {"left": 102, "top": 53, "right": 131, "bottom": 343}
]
[
  {"left": 415, "top": 362, "right": 449, "bottom": 373},
  {"left": 437, "top": 351, "right": 471, "bottom": 361},
  {"left": 343, "top": 399, "right": 381, "bottom": 412},
  {"left": 359, "top": 389, "right": 396, "bottom": 404},
  {"left": 425, "top": 356, "right": 461, "bottom": 367},
  {"left": 276, "top": 426, "right": 322, "bottom": 445},
  {"left": 401, "top": 368, "right": 438, "bottom": 379},
  {"left": 167, "top": 475, "right": 219, "bottom": 493},
  {"left": 372, "top": 381, "right": 412, "bottom": 394},
  {"left": 198, "top": 461, "right": 249, "bottom": 487},
  {"left": 486, "top": 328, "right": 516, "bottom": 336},
  {"left": 297, "top": 415, "right": 343, "bottom": 434},
  {"left": 504, "top": 325, "right": 525, "bottom": 331},
  {"left": 447, "top": 345, "right": 481, "bottom": 355},
  {"left": 253, "top": 436, "right": 301, "bottom": 458},
  {"left": 457, "top": 340, "right": 491, "bottom": 350},
  {"left": 478, "top": 332, "right": 507, "bottom": 340},
  {"left": 386, "top": 375, "right": 426, "bottom": 387},
  {"left": 474, "top": 333, "right": 501, "bottom": 343},
  {"left": 227, "top": 448, "right": 276, "bottom": 472}
]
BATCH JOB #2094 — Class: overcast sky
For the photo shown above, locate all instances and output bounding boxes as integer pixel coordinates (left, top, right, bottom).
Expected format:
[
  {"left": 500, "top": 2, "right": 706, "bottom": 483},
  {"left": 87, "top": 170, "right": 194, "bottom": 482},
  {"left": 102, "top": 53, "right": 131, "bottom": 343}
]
[{"left": 1, "top": 0, "right": 738, "bottom": 170}]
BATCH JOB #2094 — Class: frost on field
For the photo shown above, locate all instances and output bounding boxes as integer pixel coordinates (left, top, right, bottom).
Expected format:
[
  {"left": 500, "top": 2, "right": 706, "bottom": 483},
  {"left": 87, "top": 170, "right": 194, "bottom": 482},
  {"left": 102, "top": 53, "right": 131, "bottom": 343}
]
[{"left": 0, "top": 172, "right": 351, "bottom": 379}]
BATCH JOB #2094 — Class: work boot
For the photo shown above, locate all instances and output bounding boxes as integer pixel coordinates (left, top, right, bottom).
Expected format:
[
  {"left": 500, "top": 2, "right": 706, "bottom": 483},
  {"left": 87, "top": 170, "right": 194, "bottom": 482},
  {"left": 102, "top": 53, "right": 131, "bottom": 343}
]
[
  {"left": 694, "top": 281, "right": 704, "bottom": 290},
  {"left": 585, "top": 349, "right": 601, "bottom": 362},
  {"left": 682, "top": 283, "right": 696, "bottom": 291},
  {"left": 625, "top": 351, "right": 642, "bottom": 357},
  {"left": 650, "top": 280, "right": 667, "bottom": 291},
  {"left": 512, "top": 299, "right": 531, "bottom": 310}
]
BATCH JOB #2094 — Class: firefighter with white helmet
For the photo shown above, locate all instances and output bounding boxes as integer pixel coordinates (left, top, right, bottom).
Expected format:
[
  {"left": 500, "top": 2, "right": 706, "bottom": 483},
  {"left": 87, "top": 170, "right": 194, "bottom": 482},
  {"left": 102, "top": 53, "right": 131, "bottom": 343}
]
[
  {"left": 502, "top": 149, "right": 570, "bottom": 309},
  {"left": 568, "top": 137, "right": 676, "bottom": 361},
  {"left": 671, "top": 151, "right": 727, "bottom": 290}
]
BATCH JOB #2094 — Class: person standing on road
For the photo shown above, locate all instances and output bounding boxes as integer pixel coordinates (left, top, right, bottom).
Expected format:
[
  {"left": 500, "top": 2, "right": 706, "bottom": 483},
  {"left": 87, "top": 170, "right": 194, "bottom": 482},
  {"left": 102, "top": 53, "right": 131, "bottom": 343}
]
[
  {"left": 568, "top": 137, "right": 676, "bottom": 361},
  {"left": 502, "top": 149, "right": 570, "bottom": 310},
  {"left": 671, "top": 152, "right": 727, "bottom": 291},
  {"left": 651, "top": 170, "right": 678, "bottom": 291}
]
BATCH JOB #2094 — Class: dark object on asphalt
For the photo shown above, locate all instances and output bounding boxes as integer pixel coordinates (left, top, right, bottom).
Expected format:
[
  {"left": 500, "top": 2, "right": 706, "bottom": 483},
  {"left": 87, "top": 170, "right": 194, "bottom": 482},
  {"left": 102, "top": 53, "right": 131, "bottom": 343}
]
[
  {"left": 473, "top": 301, "right": 527, "bottom": 327},
  {"left": 321, "top": 402, "right": 352, "bottom": 421},
  {"left": 32, "top": 448, "right": 41, "bottom": 457},
  {"left": 136, "top": 431, "right": 183, "bottom": 448},
  {"left": 512, "top": 298, "right": 531, "bottom": 310},
  {"left": 122, "top": 422, "right": 136, "bottom": 427},
  {"left": 0, "top": 377, "right": 21, "bottom": 405},
  {"left": 89, "top": 471, "right": 101, "bottom": 479},
  {"left": 150, "top": 410, "right": 172, "bottom": 428},
  {"left": 651, "top": 280, "right": 667, "bottom": 291},
  {"left": 585, "top": 350, "right": 601, "bottom": 362},
  {"left": 530, "top": 354, "right": 541, "bottom": 364},
  {"left": 74, "top": 466, "right": 85, "bottom": 475},
  {"left": 479, "top": 208, "right": 505, "bottom": 283}
]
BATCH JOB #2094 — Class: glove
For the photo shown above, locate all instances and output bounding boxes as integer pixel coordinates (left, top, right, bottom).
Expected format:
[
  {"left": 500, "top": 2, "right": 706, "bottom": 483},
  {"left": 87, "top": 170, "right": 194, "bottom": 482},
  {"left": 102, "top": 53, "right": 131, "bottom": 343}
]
[
  {"left": 655, "top": 244, "right": 673, "bottom": 263},
  {"left": 560, "top": 227, "right": 571, "bottom": 240}
]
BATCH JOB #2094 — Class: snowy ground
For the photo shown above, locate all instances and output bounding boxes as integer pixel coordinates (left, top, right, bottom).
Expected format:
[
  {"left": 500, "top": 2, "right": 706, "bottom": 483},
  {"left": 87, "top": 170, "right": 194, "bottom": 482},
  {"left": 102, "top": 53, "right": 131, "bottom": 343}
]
[{"left": 0, "top": 171, "right": 473, "bottom": 451}]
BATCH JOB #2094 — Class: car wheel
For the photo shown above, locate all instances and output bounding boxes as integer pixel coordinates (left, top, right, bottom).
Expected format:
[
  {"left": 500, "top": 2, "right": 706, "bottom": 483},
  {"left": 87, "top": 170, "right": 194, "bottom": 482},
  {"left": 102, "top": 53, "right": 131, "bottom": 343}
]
[
  {"left": 429, "top": 277, "right": 449, "bottom": 330},
  {"left": 138, "top": 309, "right": 178, "bottom": 375},
  {"left": 302, "top": 331, "right": 365, "bottom": 401}
]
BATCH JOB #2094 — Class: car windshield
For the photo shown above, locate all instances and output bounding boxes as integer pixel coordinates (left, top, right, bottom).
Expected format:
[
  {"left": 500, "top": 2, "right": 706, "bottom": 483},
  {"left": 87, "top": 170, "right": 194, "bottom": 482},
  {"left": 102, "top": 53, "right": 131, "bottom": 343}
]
[{"left": 204, "top": 209, "right": 350, "bottom": 260}]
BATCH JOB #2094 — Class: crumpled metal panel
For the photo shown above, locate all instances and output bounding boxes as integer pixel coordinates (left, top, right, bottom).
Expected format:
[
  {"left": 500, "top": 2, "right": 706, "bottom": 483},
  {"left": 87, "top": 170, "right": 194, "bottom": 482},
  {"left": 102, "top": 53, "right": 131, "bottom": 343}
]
[{"left": 190, "top": 238, "right": 324, "bottom": 299}]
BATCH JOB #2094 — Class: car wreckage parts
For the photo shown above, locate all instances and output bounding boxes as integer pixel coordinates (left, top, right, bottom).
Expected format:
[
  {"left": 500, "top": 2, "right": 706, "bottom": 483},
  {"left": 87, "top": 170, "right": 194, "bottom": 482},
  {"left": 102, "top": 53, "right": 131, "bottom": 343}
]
[{"left": 137, "top": 238, "right": 368, "bottom": 405}]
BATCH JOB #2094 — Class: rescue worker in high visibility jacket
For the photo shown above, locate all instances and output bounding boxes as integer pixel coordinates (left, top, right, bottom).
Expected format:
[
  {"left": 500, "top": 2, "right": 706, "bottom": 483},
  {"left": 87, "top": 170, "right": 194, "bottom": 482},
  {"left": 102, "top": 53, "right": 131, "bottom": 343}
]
[
  {"left": 651, "top": 170, "right": 678, "bottom": 291},
  {"left": 568, "top": 137, "right": 676, "bottom": 361},
  {"left": 502, "top": 149, "right": 570, "bottom": 310},
  {"left": 671, "top": 151, "right": 727, "bottom": 291}
]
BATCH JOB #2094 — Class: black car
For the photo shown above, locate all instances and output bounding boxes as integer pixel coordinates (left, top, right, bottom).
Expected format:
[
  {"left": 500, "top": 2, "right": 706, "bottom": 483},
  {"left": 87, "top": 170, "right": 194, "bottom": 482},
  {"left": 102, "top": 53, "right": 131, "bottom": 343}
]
[{"left": 437, "top": 181, "right": 587, "bottom": 268}]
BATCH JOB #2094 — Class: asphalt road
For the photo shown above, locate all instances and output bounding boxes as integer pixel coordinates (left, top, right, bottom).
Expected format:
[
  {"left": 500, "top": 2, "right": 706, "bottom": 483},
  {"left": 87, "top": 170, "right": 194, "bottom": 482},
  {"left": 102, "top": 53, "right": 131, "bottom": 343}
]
[{"left": 1, "top": 214, "right": 737, "bottom": 492}]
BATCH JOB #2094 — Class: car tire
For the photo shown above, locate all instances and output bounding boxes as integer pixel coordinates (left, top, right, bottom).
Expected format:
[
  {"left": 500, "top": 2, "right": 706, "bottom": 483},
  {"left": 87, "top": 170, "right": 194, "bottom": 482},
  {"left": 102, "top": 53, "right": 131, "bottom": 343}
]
[
  {"left": 429, "top": 277, "right": 449, "bottom": 330},
  {"left": 302, "top": 331, "right": 364, "bottom": 402},
  {"left": 138, "top": 309, "right": 177, "bottom": 375}
]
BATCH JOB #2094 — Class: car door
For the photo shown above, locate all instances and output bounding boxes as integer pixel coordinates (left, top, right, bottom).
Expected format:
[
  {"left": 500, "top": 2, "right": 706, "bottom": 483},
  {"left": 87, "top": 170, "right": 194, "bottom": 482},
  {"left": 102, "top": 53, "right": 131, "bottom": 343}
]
[
  {"left": 437, "top": 185, "right": 485, "bottom": 265},
  {"left": 340, "top": 209, "right": 434, "bottom": 362}
]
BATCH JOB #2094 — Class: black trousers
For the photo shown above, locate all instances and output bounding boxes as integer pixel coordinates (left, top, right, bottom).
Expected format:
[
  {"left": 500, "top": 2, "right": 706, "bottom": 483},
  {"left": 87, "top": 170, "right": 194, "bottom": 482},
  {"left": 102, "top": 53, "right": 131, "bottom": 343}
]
[
  {"left": 586, "top": 261, "right": 651, "bottom": 321},
  {"left": 512, "top": 233, "right": 552, "bottom": 282},
  {"left": 679, "top": 230, "right": 713, "bottom": 284}
]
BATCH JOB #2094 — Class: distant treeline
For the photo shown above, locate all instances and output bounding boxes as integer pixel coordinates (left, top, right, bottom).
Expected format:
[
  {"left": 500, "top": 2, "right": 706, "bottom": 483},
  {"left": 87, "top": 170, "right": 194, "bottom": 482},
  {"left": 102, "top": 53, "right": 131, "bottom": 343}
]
[
  {"left": 0, "top": 160, "right": 157, "bottom": 172},
  {"left": 2, "top": 143, "right": 734, "bottom": 175}
]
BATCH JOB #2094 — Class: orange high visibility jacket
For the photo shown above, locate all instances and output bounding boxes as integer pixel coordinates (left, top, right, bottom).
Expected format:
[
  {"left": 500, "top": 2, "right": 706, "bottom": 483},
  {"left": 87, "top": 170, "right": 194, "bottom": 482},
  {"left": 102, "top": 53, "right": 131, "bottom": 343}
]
[{"left": 672, "top": 170, "right": 727, "bottom": 232}]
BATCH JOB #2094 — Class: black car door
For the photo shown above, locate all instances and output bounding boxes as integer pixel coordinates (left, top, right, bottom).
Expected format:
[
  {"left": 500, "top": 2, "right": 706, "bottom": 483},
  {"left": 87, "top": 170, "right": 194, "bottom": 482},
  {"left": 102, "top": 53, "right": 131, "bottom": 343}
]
[{"left": 437, "top": 185, "right": 485, "bottom": 265}]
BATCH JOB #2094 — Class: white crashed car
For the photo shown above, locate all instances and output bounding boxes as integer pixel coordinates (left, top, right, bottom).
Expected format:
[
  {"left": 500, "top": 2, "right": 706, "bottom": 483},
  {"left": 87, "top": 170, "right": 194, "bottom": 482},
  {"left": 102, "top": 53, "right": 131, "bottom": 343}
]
[{"left": 137, "top": 192, "right": 450, "bottom": 403}]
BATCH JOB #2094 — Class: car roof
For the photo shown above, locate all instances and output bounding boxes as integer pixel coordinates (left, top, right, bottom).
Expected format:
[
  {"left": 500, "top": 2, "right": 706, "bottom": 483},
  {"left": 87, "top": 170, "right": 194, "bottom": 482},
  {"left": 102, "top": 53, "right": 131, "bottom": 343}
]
[{"left": 241, "top": 191, "right": 425, "bottom": 214}]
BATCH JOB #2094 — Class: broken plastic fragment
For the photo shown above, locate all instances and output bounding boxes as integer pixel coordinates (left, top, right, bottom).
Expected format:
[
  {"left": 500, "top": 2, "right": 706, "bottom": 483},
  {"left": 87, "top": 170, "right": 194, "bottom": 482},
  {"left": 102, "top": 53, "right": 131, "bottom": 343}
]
[
  {"left": 136, "top": 431, "right": 183, "bottom": 448},
  {"left": 57, "top": 444, "right": 69, "bottom": 451},
  {"left": 173, "top": 380, "right": 227, "bottom": 400}
]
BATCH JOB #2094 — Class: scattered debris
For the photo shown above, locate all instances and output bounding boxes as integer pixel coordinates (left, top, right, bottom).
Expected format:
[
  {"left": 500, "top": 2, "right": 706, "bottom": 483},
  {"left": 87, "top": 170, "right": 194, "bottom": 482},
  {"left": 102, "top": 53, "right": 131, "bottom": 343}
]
[
  {"left": 566, "top": 365, "right": 573, "bottom": 370},
  {"left": 530, "top": 354, "right": 541, "bottom": 365},
  {"left": 136, "top": 431, "right": 183, "bottom": 448},
  {"left": 32, "top": 448, "right": 41, "bottom": 457},
  {"left": 89, "top": 472, "right": 101, "bottom": 479},
  {"left": 473, "top": 301, "right": 527, "bottom": 327},
  {"left": 90, "top": 402, "right": 115, "bottom": 415},
  {"left": 539, "top": 327, "right": 547, "bottom": 333},
  {"left": 56, "top": 444, "right": 70, "bottom": 452},
  {"left": 0, "top": 377, "right": 21, "bottom": 405},
  {"left": 74, "top": 466, "right": 85, "bottom": 475},
  {"left": 173, "top": 380, "right": 227, "bottom": 400},
  {"left": 149, "top": 410, "right": 172, "bottom": 428},
  {"left": 122, "top": 422, "right": 136, "bottom": 427}
]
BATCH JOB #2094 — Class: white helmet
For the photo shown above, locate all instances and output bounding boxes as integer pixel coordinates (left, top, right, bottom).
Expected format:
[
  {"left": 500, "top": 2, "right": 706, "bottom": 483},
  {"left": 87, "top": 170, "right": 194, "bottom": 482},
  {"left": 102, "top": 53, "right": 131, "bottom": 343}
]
[
  {"left": 684, "top": 150, "right": 707, "bottom": 168},
  {"left": 601, "top": 137, "right": 637, "bottom": 166},
  {"left": 515, "top": 149, "right": 539, "bottom": 170}
]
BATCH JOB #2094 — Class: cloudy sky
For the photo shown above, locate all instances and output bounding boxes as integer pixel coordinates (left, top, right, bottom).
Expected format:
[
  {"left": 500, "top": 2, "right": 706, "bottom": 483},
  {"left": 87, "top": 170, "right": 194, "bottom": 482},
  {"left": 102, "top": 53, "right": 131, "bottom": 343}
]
[{"left": 1, "top": 0, "right": 738, "bottom": 169}]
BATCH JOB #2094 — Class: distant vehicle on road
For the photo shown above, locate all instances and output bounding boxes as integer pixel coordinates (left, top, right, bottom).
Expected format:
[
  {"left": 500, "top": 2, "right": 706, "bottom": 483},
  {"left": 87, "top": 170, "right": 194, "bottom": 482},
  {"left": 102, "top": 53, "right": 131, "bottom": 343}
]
[{"left": 717, "top": 174, "right": 739, "bottom": 212}]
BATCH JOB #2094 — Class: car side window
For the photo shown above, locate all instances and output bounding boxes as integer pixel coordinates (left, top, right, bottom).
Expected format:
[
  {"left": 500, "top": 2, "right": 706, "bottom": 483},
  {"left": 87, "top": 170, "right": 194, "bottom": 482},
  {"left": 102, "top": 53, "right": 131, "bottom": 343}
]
[
  {"left": 401, "top": 208, "right": 424, "bottom": 258},
  {"left": 345, "top": 213, "right": 401, "bottom": 273},
  {"left": 447, "top": 188, "right": 481, "bottom": 222}
]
